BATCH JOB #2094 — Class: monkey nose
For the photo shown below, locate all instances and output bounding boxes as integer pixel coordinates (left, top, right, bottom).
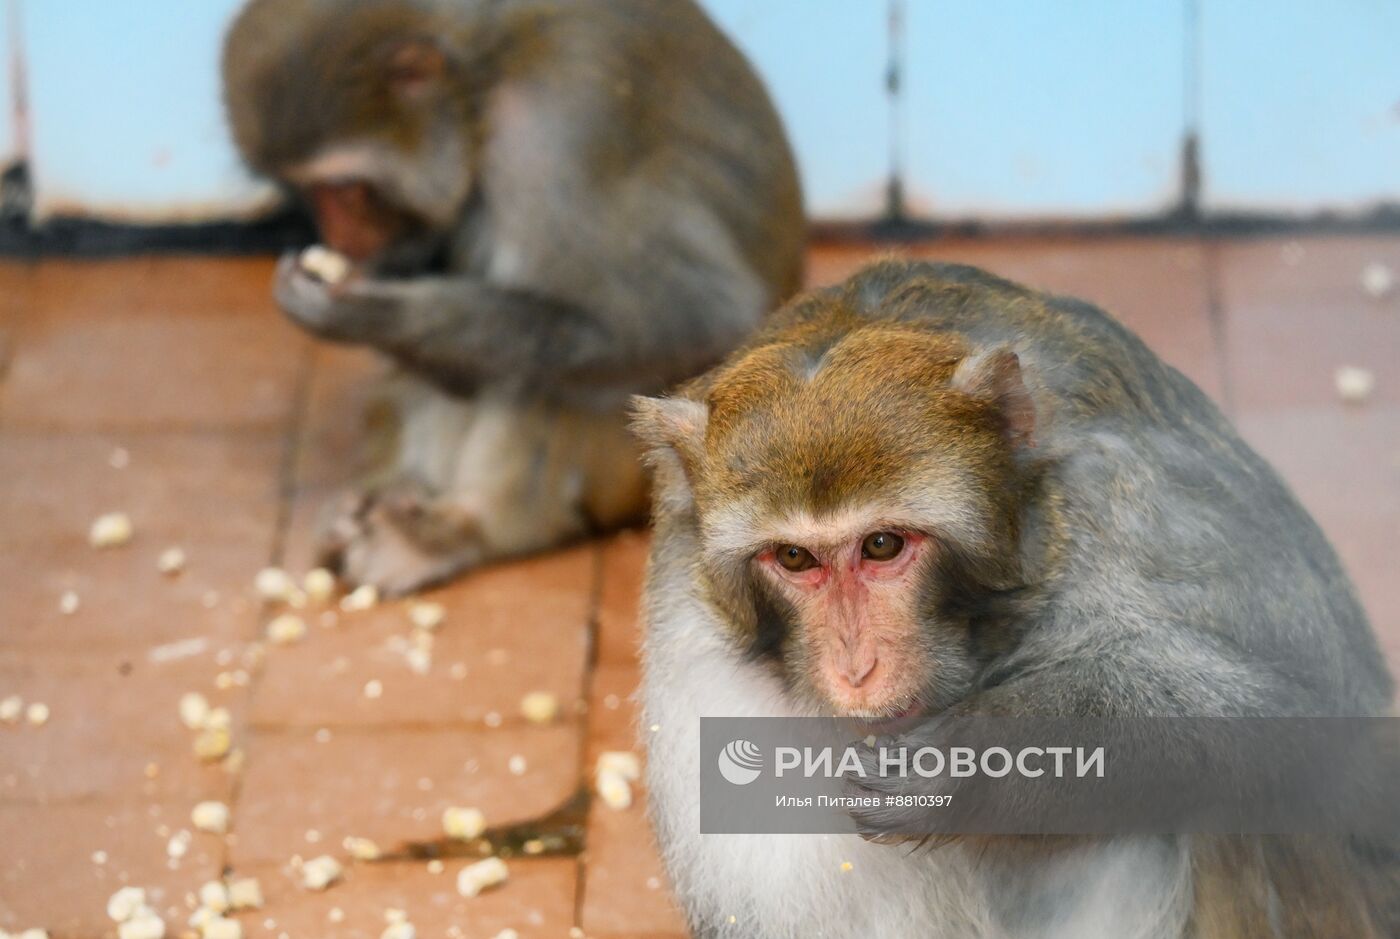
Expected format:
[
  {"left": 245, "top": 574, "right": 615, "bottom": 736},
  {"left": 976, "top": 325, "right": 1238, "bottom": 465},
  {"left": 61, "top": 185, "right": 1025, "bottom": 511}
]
[{"left": 840, "top": 652, "right": 878, "bottom": 689}]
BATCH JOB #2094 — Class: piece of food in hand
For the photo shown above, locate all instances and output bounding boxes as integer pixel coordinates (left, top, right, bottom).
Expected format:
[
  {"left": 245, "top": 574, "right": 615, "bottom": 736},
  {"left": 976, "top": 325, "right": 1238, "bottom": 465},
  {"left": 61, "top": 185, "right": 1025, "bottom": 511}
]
[{"left": 300, "top": 246, "right": 352, "bottom": 285}]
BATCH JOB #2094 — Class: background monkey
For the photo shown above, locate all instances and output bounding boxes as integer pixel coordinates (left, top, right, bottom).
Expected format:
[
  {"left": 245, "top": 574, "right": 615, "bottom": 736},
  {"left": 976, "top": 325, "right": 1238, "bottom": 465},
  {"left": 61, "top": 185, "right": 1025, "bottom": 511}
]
[
  {"left": 633, "top": 260, "right": 1398, "bottom": 937},
  {"left": 222, "top": 0, "right": 804, "bottom": 594}
]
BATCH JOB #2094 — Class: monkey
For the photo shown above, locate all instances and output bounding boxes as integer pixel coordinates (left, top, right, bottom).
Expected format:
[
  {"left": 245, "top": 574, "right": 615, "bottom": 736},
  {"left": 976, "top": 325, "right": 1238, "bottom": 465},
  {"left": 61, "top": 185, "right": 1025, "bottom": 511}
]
[
  {"left": 221, "top": 0, "right": 804, "bottom": 594},
  {"left": 631, "top": 259, "right": 1399, "bottom": 938}
]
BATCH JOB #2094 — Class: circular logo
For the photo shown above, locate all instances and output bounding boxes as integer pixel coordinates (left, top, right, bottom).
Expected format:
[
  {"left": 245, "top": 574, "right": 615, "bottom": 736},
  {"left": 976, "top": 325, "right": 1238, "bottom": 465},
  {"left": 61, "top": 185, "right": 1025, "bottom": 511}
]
[{"left": 717, "top": 739, "right": 763, "bottom": 785}]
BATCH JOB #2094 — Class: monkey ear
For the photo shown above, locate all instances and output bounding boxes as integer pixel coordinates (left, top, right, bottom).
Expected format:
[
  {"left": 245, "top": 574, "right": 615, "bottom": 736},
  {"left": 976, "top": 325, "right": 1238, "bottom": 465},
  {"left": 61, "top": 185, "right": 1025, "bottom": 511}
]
[
  {"left": 629, "top": 396, "right": 709, "bottom": 471},
  {"left": 386, "top": 39, "right": 449, "bottom": 99},
  {"left": 951, "top": 347, "right": 1036, "bottom": 447}
]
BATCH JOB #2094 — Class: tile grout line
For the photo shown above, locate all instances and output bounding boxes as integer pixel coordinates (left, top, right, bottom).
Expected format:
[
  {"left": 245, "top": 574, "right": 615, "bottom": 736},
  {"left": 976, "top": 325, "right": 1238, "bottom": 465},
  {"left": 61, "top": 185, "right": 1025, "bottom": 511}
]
[
  {"left": 218, "top": 338, "right": 317, "bottom": 876},
  {"left": 571, "top": 538, "right": 608, "bottom": 930}
]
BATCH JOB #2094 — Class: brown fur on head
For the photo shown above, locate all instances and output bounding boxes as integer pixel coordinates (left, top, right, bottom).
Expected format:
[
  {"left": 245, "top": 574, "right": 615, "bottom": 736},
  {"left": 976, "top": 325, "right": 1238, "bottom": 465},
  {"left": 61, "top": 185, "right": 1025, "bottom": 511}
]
[
  {"left": 633, "top": 284, "right": 1041, "bottom": 720},
  {"left": 222, "top": 0, "right": 489, "bottom": 258}
]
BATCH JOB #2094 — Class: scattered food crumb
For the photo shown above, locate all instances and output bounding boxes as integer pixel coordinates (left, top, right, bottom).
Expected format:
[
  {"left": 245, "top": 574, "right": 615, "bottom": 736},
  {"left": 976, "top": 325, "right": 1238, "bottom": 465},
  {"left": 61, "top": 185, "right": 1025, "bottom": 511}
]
[
  {"left": 507, "top": 754, "right": 527, "bottom": 776},
  {"left": 59, "top": 591, "right": 80, "bottom": 615},
  {"left": 92, "top": 850, "right": 108, "bottom": 865},
  {"left": 117, "top": 912, "right": 165, "bottom": 939},
  {"left": 340, "top": 584, "right": 379, "bottom": 612},
  {"left": 596, "top": 751, "right": 641, "bottom": 781},
  {"left": 1361, "top": 262, "right": 1395, "bottom": 299},
  {"left": 109, "top": 447, "right": 131, "bottom": 469},
  {"left": 363, "top": 679, "right": 384, "bottom": 699},
  {"left": 0, "top": 695, "right": 22, "bottom": 724},
  {"left": 408, "top": 601, "right": 446, "bottom": 631},
  {"left": 405, "top": 646, "right": 432, "bottom": 675},
  {"left": 646, "top": 876, "right": 661, "bottom": 889},
  {"left": 344, "top": 836, "right": 381, "bottom": 861},
  {"left": 89, "top": 512, "right": 134, "bottom": 549},
  {"left": 167, "top": 829, "right": 192, "bottom": 860},
  {"left": 1335, "top": 365, "right": 1376, "bottom": 403},
  {"left": 178, "top": 693, "right": 209, "bottom": 729},
  {"left": 265, "top": 613, "right": 308, "bottom": 646},
  {"left": 595, "top": 768, "right": 632, "bottom": 810},
  {"left": 254, "top": 567, "right": 299, "bottom": 604},
  {"left": 328, "top": 908, "right": 345, "bottom": 924},
  {"left": 442, "top": 806, "right": 486, "bottom": 841},
  {"left": 522, "top": 839, "right": 544, "bottom": 856},
  {"left": 199, "top": 880, "right": 230, "bottom": 914},
  {"left": 457, "top": 857, "right": 508, "bottom": 897},
  {"left": 201, "top": 917, "right": 242, "bottom": 939},
  {"left": 483, "top": 711, "right": 502, "bottom": 728},
  {"left": 427, "top": 860, "right": 445, "bottom": 875},
  {"left": 841, "top": 860, "right": 854, "bottom": 872},
  {"left": 191, "top": 801, "right": 230, "bottom": 834},
  {"left": 194, "top": 727, "right": 232, "bottom": 762},
  {"left": 491, "top": 930, "right": 518, "bottom": 939},
  {"left": 25, "top": 702, "right": 49, "bottom": 727},
  {"left": 300, "top": 855, "right": 343, "bottom": 891},
  {"left": 649, "top": 723, "right": 661, "bottom": 733},
  {"left": 519, "top": 691, "right": 558, "bottom": 724},
  {"left": 303, "top": 567, "right": 337, "bottom": 604},
  {"left": 157, "top": 547, "right": 186, "bottom": 575},
  {"left": 227, "top": 878, "right": 263, "bottom": 911},
  {"left": 107, "top": 887, "right": 148, "bottom": 923}
]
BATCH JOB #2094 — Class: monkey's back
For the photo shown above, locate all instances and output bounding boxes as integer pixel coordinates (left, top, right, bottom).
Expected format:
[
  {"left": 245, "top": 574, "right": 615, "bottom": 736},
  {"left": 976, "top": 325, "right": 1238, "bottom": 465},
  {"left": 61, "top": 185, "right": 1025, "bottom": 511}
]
[{"left": 747, "top": 258, "right": 1394, "bottom": 715}]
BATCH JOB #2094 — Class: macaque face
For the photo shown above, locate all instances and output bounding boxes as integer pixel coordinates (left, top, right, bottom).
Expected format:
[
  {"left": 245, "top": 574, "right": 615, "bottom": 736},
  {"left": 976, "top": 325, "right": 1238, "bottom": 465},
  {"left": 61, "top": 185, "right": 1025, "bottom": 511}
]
[
  {"left": 651, "top": 321, "right": 1036, "bottom": 722},
  {"left": 753, "top": 520, "right": 940, "bottom": 718}
]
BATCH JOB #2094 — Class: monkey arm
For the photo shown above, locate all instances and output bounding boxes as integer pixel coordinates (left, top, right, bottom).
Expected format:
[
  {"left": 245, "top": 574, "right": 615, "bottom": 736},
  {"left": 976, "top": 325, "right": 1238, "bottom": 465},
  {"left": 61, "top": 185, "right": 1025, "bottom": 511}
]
[{"left": 275, "top": 253, "right": 745, "bottom": 396}]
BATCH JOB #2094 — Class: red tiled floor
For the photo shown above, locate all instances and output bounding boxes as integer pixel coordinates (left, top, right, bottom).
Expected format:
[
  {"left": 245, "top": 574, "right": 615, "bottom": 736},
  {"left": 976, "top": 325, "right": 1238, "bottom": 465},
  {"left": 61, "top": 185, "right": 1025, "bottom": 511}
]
[{"left": 2, "top": 241, "right": 1397, "bottom": 938}]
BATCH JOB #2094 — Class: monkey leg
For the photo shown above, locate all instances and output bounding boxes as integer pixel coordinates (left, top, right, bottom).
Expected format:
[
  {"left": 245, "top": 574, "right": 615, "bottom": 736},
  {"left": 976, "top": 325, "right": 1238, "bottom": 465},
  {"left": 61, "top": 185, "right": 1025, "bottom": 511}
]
[{"left": 320, "top": 379, "right": 648, "bottom": 596}]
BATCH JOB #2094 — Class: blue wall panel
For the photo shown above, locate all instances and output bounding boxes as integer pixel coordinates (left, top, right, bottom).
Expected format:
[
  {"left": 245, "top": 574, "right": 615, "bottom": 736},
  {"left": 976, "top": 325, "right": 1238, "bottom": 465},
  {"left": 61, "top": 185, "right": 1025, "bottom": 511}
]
[
  {"left": 22, "top": 0, "right": 271, "bottom": 220},
  {"left": 901, "top": 0, "right": 1188, "bottom": 220},
  {"left": 1200, "top": 0, "right": 1400, "bottom": 213},
  {"left": 702, "top": 1, "right": 889, "bottom": 218}
]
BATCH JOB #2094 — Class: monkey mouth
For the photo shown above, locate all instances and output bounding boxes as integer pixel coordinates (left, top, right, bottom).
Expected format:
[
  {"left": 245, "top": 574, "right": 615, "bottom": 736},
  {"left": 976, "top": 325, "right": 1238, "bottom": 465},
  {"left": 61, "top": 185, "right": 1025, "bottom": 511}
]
[{"left": 847, "top": 701, "right": 931, "bottom": 734}]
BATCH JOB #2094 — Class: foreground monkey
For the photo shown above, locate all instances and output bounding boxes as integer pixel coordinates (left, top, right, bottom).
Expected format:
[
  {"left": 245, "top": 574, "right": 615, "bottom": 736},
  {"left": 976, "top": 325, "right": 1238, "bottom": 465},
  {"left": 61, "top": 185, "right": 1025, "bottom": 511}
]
[
  {"left": 222, "top": 0, "right": 803, "bottom": 593},
  {"left": 634, "top": 260, "right": 1399, "bottom": 937}
]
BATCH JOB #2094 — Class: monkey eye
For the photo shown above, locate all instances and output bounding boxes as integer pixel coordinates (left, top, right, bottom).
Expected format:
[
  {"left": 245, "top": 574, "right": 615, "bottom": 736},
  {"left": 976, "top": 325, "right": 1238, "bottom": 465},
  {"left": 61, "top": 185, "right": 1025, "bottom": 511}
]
[
  {"left": 775, "top": 544, "right": 818, "bottom": 573},
  {"left": 861, "top": 531, "right": 905, "bottom": 561}
]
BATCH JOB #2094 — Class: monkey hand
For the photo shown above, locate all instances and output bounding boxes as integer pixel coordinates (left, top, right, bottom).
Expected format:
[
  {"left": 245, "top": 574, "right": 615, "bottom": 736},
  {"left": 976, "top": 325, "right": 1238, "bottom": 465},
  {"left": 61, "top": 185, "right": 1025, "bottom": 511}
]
[
  {"left": 274, "top": 251, "right": 405, "bottom": 344},
  {"left": 842, "top": 726, "right": 965, "bottom": 846}
]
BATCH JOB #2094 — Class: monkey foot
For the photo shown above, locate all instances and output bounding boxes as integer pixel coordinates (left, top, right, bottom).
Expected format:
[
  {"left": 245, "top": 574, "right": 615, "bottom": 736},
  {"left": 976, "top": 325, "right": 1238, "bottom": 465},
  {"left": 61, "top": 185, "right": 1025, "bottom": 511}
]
[{"left": 318, "top": 485, "right": 484, "bottom": 597}]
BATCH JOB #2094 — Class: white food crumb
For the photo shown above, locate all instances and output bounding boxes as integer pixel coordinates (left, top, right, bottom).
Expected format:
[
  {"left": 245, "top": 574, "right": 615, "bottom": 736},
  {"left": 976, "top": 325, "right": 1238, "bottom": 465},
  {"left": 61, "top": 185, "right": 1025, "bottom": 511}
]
[
  {"left": 92, "top": 850, "right": 108, "bottom": 865},
  {"left": 483, "top": 711, "right": 502, "bottom": 728},
  {"left": 15, "top": 929, "right": 50, "bottom": 939},
  {"left": 227, "top": 878, "right": 263, "bottom": 911},
  {"left": 265, "top": 613, "right": 308, "bottom": 645},
  {"left": 491, "top": 931, "right": 518, "bottom": 939},
  {"left": 254, "top": 568, "right": 299, "bottom": 604},
  {"left": 519, "top": 691, "right": 558, "bottom": 724},
  {"left": 363, "top": 679, "right": 384, "bottom": 699},
  {"left": 596, "top": 751, "right": 640, "bottom": 782},
  {"left": 59, "top": 591, "right": 80, "bottom": 615},
  {"left": 405, "top": 646, "right": 432, "bottom": 675},
  {"left": 25, "top": 703, "right": 49, "bottom": 727},
  {"left": 0, "top": 695, "right": 22, "bottom": 724},
  {"left": 595, "top": 768, "right": 632, "bottom": 810},
  {"left": 117, "top": 911, "right": 166, "bottom": 939},
  {"left": 442, "top": 806, "right": 485, "bottom": 840},
  {"left": 198, "top": 880, "right": 230, "bottom": 914},
  {"left": 427, "top": 859, "right": 445, "bottom": 875},
  {"left": 570, "top": 929, "right": 586, "bottom": 938},
  {"left": 507, "top": 754, "right": 527, "bottom": 776},
  {"left": 456, "top": 857, "right": 508, "bottom": 897},
  {"left": 344, "top": 836, "right": 381, "bottom": 861},
  {"left": 300, "top": 246, "right": 352, "bottom": 285},
  {"left": 328, "top": 908, "right": 346, "bottom": 924},
  {"left": 201, "top": 917, "right": 242, "bottom": 939},
  {"left": 522, "top": 839, "right": 544, "bottom": 856},
  {"left": 303, "top": 568, "right": 337, "bottom": 604},
  {"left": 194, "top": 727, "right": 232, "bottom": 762},
  {"left": 157, "top": 547, "right": 186, "bottom": 575},
  {"left": 107, "top": 887, "right": 148, "bottom": 922},
  {"left": 1361, "top": 262, "right": 1395, "bottom": 299},
  {"left": 191, "top": 801, "right": 230, "bottom": 834},
  {"left": 340, "top": 584, "right": 379, "bottom": 612},
  {"left": 203, "top": 707, "right": 232, "bottom": 731},
  {"left": 1335, "top": 365, "right": 1376, "bottom": 403},
  {"left": 301, "top": 854, "right": 343, "bottom": 891},
  {"left": 167, "top": 829, "right": 191, "bottom": 860},
  {"left": 381, "top": 924, "right": 415, "bottom": 939},
  {"left": 90, "top": 512, "right": 134, "bottom": 549},
  {"left": 408, "top": 601, "right": 446, "bottom": 631},
  {"left": 840, "top": 860, "right": 854, "bottom": 872}
]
